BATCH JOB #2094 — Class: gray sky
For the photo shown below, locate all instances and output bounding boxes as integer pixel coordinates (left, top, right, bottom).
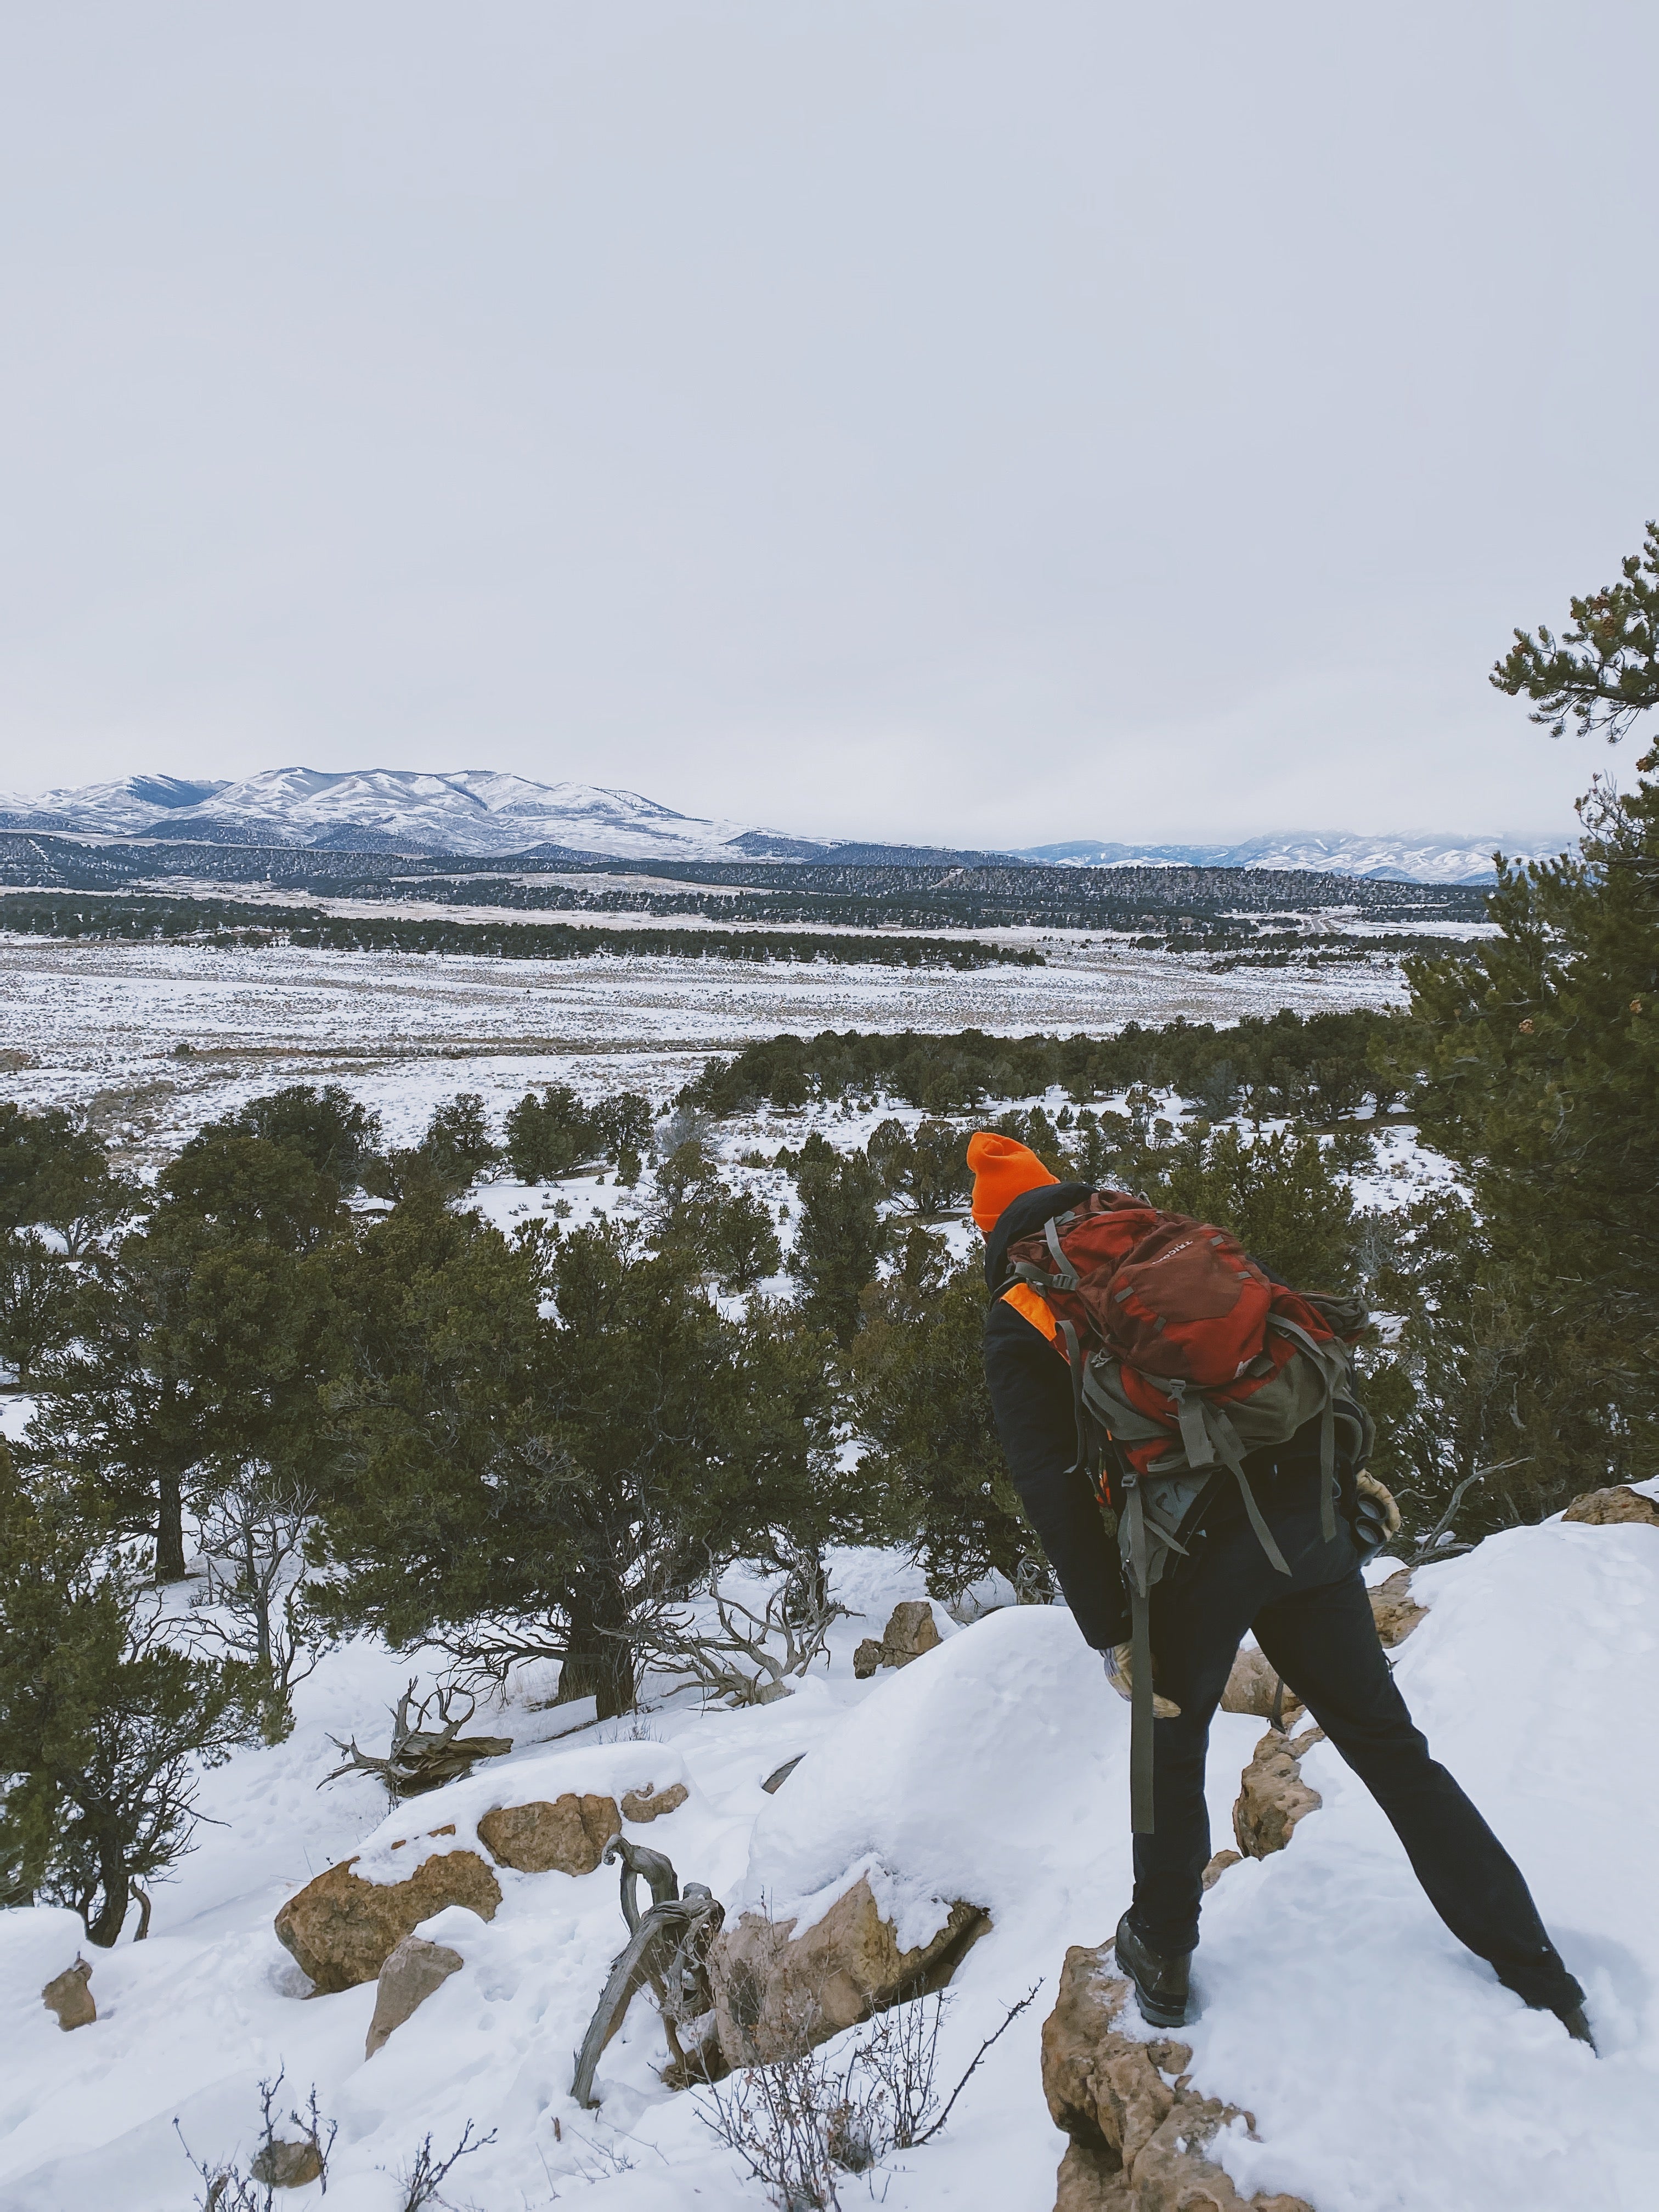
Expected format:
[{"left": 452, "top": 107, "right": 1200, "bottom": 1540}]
[{"left": 2, "top": 2, "right": 1654, "bottom": 845}]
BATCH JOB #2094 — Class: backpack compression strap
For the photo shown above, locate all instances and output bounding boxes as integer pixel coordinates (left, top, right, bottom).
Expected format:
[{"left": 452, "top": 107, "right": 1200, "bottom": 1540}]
[{"left": 1121, "top": 1474, "right": 1158, "bottom": 1835}]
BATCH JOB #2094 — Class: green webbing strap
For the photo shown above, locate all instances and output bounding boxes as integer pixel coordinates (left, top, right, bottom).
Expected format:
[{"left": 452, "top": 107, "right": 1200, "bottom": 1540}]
[
  {"left": 1124, "top": 1475, "right": 1156, "bottom": 1834},
  {"left": 1058, "top": 1319, "right": 1089, "bottom": 1475},
  {"left": 1043, "top": 1214, "right": 1080, "bottom": 1290},
  {"left": 1268, "top": 1315, "right": 1345, "bottom": 1545},
  {"left": 1204, "top": 1404, "right": 1293, "bottom": 1576}
]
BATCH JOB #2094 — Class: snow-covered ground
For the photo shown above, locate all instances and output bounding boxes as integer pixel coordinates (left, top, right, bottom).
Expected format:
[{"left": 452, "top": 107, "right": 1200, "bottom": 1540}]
[
  {"left": 0, "top": 932, "right": 1407, "bottom": 1171},
  {"left": 1, "top": 1504, "right": 1652, "bottom": 2212}
]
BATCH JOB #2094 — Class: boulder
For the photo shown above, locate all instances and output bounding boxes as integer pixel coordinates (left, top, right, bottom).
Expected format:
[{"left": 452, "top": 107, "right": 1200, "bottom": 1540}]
[
  {"left": 365, "top": 1934, "right": 465, "bottom": 2057},
  {"left": 250, "top": 2139, "right": 324, "bottom": 2188},
  {"left": 620, "top": 1781, "right": 689, "bottom": 1824},
  {"left": 708, "top": 1874, "right": 989, "bottom": 2066},
  {"left": 1233, "top": 1728, "right": 1324, "bottom": 1859},
  {"left": 1562, "top": 1485, "right": 1659, "bottom": 1528},
  {"left": 1220, "top": 1648, "right": 1304, "bottom": 1725},
  {"left": 274, "top": 1849, "right": 501, "bottom": 1994},
  {"left": 853, "top": 1600, "right": 942, "bottom": 1679},
  {"left": 41, "top": 1956, "right": 95, "bottom": 2031},
  {"left": 1368, "top": 1567, "right": 1426, "bottom": 1649},
  {"left": 477, "top": 1793, "right": 621, "bottom": 1874},
  {"left": 1041, "top": 1941, "right": 1313, "bottom": 2212}
]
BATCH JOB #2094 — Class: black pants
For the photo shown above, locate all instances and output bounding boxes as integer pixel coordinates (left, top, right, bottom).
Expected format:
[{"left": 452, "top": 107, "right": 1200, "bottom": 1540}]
[{"left": 1130, "top": 1492, "right": 1582, "bottom": 2014}]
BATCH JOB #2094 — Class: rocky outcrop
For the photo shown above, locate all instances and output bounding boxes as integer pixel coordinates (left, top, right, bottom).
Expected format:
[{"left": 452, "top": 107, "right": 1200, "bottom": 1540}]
[
  {"left": 1203, "top": 1848, "right": 1243, "bottom": 1891},
  {"left": 476, "top": 1793, "right": 621, "bottom": 1874},
  {"left": 1562, "top": 1485, "right": 1659, "bottom": 1528},
  {"left": 853, "top": 1600, "right": 942, "bottom": 1680},
  {"left": 708, "top": 1875, "right": 989, "bottom": 2065},
  {"left": 620, "top": 1781, "right": 689, "bottom": 1824},
  {"left": 365, "top": 1933, "right": 465, "bottom": 2057},
  {"left": 1368, "top": 1568, "right": 1426, "bottom": 1649},
  {"left": 1220, "top": 1648, "right": 1305, "bottom": 1725},
  {"left": 1041, "top": 1940, "right": 1313, "bottom": 2212},
  {"left": 41, "top": 1957, "right": 95, "bottom": 2030},
  {"left": 274, "top": 1849, "right": 501, "bottom": 1993},
  {"left": 1233, "top": 1728, "right": 1324, "bottom": 1859}
]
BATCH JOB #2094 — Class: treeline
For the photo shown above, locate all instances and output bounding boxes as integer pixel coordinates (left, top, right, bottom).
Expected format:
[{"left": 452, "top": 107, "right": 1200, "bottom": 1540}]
[
  {"left": 681, "top": 1007, "right": 1407, "bottom": 1120},
  {"left": 0, "top": 833, "right": 1490, "bottom": 934},
  {"left": 0, "top": 893, "right": 1037, "bottom": 971}
]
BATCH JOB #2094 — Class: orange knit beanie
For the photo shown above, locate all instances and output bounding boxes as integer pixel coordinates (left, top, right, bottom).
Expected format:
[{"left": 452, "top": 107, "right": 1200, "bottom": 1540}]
[{"left": 967, "top": 1131, "right": 1058, "bottom": 1235}]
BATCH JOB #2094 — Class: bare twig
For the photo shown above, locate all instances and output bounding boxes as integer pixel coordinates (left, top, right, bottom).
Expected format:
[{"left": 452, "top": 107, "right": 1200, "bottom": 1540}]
[
  {"left": 386, "top": 2121, "right": 496, "bottom": 2211},
  {"left": 1410, "top": 1458, "right": 1527, "bottom": 1561},
  {"left": 915, "top": 1983, "right": 1042, "bottom": 2145}
]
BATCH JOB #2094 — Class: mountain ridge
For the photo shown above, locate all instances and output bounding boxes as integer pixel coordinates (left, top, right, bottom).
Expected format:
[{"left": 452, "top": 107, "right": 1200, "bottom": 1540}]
[{"left": 0, "top": 766, "right": 1572, "bottom": 883}]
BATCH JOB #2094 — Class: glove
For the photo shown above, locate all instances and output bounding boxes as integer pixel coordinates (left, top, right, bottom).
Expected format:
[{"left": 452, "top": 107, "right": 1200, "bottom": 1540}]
[
  {"left": 1104, "top": 1643, "right": 1182, "bottom": 1719},
  {"left": 1353, "top": 1469, "right": 1401, "bottom": 1543}
]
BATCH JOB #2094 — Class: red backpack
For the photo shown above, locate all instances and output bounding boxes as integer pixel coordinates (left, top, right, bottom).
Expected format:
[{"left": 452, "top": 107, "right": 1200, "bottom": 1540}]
[{"left": 1001, "top": 1190, "right": 1372, "bottom": 1830}]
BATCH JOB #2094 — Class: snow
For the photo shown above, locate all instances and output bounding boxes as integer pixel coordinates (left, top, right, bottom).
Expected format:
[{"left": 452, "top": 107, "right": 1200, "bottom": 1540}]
[
  {"left": 0, "top": 930, "right": 1409, "bottom": 1178},
  {"left": 0, "top": 766, "right": 1569, "bottom": 879},
  {"left": 3, "top": 1505, "right": 1654, "bottom": 2211}
]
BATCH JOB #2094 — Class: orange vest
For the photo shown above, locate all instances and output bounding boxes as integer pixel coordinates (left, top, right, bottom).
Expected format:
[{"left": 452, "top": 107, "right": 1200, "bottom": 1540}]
[{"left": 1001, "top": 1281, "right": 1064, "bottom": 1351}]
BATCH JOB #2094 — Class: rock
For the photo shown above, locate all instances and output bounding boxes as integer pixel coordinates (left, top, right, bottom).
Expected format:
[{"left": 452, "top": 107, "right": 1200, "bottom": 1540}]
[
  {"left": 41, "top": 1957, "right": 95, "bottom": 2030},
  {"left": 365, "top": 1934, "right": 465, "bottom": 2057},
  {"left": 620, "top": 1781, "right": 689, "bottom": 1824},
  {"left": 1202, "top": 1848, "right": 1243, "bottom": 1890},
  {"left": 477, "top": 1793, "right": 621, "bottom": 1874},
  {"left": 250, "top": 2138, "right": 324, "bottom": 2188},
  {"left": 274, "top": 1849, "right": 501, "bottom": 1994},
  {"left": 882, "top": 1599, "right": 942, "bottom": 1661},
  {"left": 1040, "top": 1942, "right": 1313, "bottom": 2212},
  {"left": 1220, "top": 1647, "right": 1304, "bottom": 1725},
  {"left": 1233, "top": 1728, "right": 1324, "bottom": 1859},
  {"left": 1562, "top": 1485, "right": 1659, "bottom": 1528},
  {"left": 1055, "top": 2141, "right": 1136, "bottom": 2209},
  {"left": 853, "top": 1600, "right": 943, "bottom": 1678},
  {"left": 760, "top": 1754, "right": 804, "bottom": 1794},
  {"left": 708, "top": 1874, "right": 989, "bottom": 2066},
  {"left": 1369, "top": 1568, "right": 1426, "bottom": 1649}
]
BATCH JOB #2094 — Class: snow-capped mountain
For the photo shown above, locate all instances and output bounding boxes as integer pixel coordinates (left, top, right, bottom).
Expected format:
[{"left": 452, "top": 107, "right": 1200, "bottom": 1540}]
[
  {"left": 0, "top": 767, "right": 1573, "bottom": 881},
  {"left": 1015, "top": 831, "right": 1573, "bottom": 884},
  {"left": 0, "top": 768, "right": 757, "bottom": 863}
]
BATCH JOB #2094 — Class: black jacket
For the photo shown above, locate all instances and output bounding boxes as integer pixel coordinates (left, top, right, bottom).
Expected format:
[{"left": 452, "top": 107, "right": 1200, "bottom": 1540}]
[
  {"left": 982, "top": 1181, "right": 1132, "bottom": 1650},
  {"left": 983, "top": 1183, "right": 1359, "bottom": 1652}
]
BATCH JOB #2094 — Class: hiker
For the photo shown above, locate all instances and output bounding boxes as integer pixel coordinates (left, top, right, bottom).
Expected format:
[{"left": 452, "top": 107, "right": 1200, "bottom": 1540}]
[{"left": 969, "top": 1131, "right": 1592, "bottom": 2045}]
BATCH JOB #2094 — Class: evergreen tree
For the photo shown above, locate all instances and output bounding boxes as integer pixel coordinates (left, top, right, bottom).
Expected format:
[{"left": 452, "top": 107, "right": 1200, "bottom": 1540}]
[
  {"left": 792, "top": 1150, "right": 889, "bottom": 1344},
  {"left": 842, "top": 1230, "right": 1033, "bottom": 1597},
  {"left": 314, "top": 1205, "right": 838, "bottom": 1717},
  {"left": 29, "top": 1133, "right": 342, "bottom": 1580},
  {"left": 1402, "top": 525, "right": 1659, "bottom": 1500},
  {"left": 210, "top": 1083, "right": 382, "bottom": 1188},
  {"left": 0, "top": 1445, "right": 256, "bottom": 1944},
  {"left": 0, "top": 1102, "right": 127, "bottom": 1254},
  {"left": 0, "top": 1231, "right": 78, "bottom": 1385}
]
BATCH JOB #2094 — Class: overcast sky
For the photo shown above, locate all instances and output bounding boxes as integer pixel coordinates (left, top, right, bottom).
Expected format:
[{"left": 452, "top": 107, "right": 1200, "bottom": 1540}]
[{"left": 2, "top": 3, "right": 1654, "bottom": 845}]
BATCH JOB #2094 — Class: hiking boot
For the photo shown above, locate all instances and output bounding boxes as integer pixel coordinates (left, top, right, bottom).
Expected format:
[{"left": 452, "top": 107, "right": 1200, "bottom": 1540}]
[{"left": 1113, "top": 1911, "right": 1190, "bottom": 2029}]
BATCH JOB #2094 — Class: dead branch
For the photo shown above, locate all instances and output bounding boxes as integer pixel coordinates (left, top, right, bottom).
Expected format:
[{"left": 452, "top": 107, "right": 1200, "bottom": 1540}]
[{"left": 321, "top": 1678, "right": 511, "bottom": 1799}]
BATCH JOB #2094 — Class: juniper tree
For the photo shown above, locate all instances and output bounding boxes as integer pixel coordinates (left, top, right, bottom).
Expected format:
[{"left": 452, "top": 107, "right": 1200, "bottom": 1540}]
[
  {"left": 314, "top": 1203, "right": 839, "bottom": 1717},
  {"left": 29, "top": 1133, "right": 343, "bottom": 1580},
  {"left": 842, "top": 1229, "right": 1032, "bottom": 1598},
  {"left": 0, "top": 1445, "right": 257, "bottom": 1944},
  {"left": 792, "top": 1150, "right": 889, "bottom": 1344},
  {"left": 1398, "top": 524, "right": 1659, "bottom": 1499},
  {"left": 0, "top": 1102, "right": 127, "bottom": 1255},
  {"left": 0, "top": 1230, "right": 78, "bottom": 1385}
]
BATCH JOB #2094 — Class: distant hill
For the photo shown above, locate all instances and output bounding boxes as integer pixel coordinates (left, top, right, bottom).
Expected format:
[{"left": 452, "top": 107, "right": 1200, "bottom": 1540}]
[
  {"left": 1015, "top": 831, "right": 1572, "bottom": 885},
  {"left": 0, "top": 766, "right": 1571, "bottom": 882}
]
